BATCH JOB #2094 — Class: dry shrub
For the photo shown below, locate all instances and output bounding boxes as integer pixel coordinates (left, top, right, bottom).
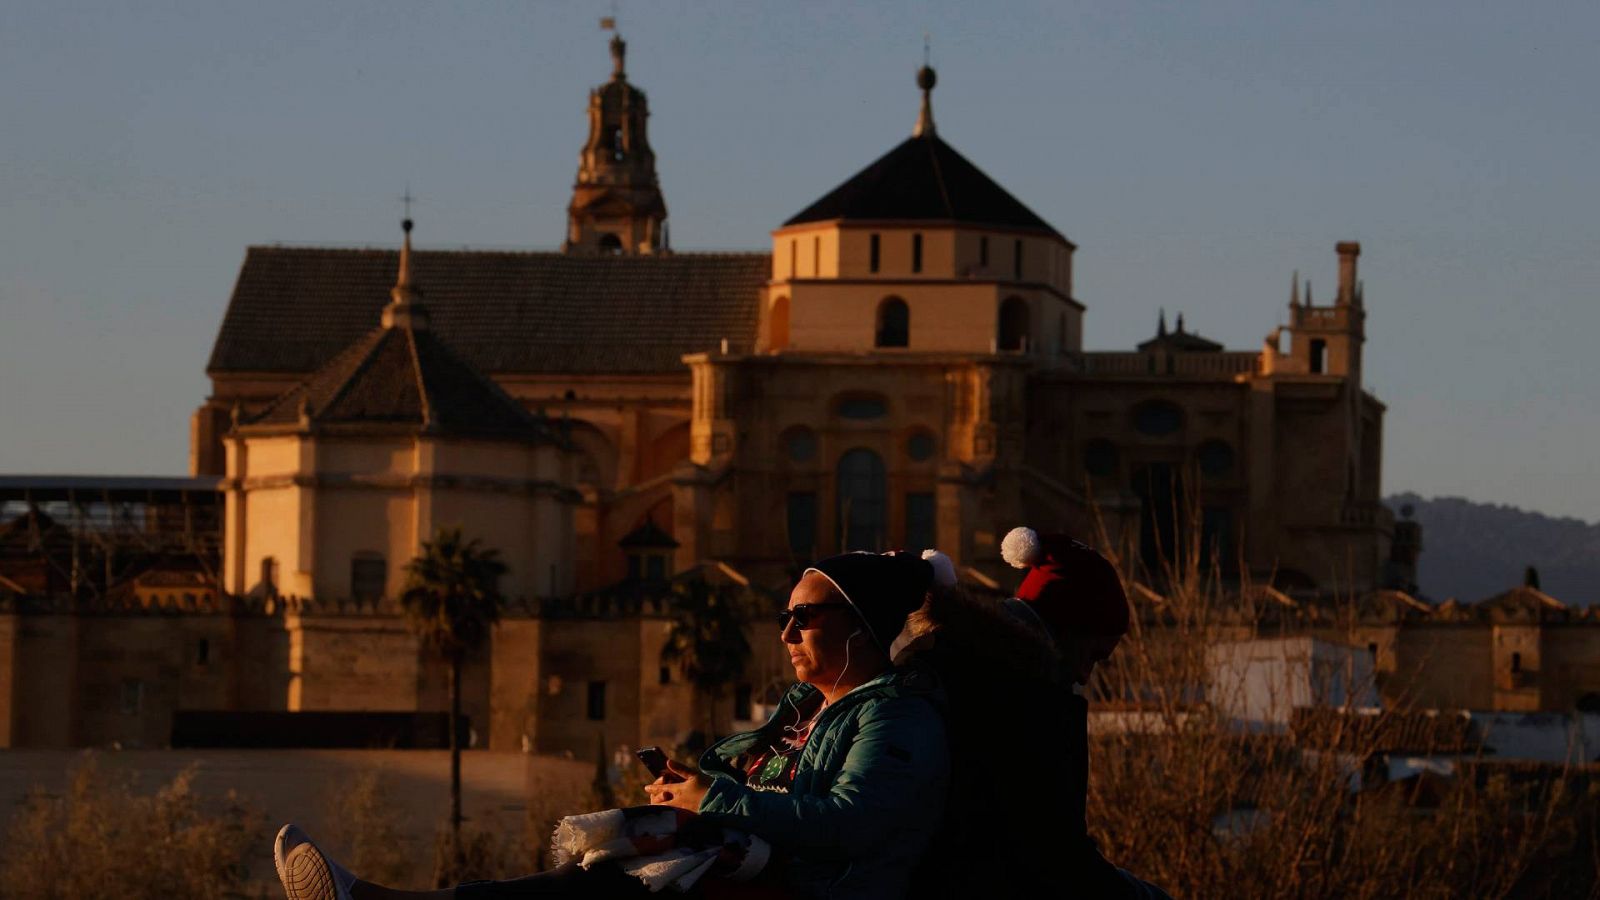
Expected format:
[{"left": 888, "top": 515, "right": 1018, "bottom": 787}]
[
  {"left": 525, "top": 758, "right": 610, "bottom": 872},
  {"left": 0, "top": 753, "right": 264, "bottom": 899},
  {"left": 322, "top": 770, "right": 416, "bottom": 888},
  {"left": 1085, "top": 514, "right": 1598, "bottom": 900},
  {"left": 431, "top": 815, "right": 532, "bottom": 886}
]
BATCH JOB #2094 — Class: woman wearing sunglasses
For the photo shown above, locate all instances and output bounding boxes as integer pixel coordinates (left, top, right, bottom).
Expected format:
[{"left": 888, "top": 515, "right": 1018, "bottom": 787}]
[{"left": 275, "top": 551, "right": 949, "bottom": 900}]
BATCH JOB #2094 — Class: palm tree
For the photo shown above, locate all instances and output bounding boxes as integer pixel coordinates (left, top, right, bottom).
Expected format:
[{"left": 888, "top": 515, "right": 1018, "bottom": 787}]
[
  {"left": 661, "top": 578, "right": 753, "bottom": 741},
  {"left": 399, "top": 526, "right": 507, "bottom": 880}
]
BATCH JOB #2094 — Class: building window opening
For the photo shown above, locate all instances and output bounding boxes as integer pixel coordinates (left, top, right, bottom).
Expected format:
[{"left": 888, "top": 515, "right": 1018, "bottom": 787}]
[
  {"left": 979, "top": 236, "right": 989, "bottom": 268},
  {"left": 1367, "top": 642, "right": 1379, "bottom": 659},
  {"left": 1511, "top": 652, "right": 1522, "bottom": 674},
  {"left": 659, "top": 665, "right": 671, "bottom": 685},
  {"left": 813, "top": 236, "right": 821, "bottom": 277},
  {"left": 587, "top": 681, "right": 607, "bottom": 721},
  {"left": 786, "top": 492, "right": 818, "bottom": 563},
  {"left": 869, "top": 234, "right": 880, "bottom": 273},
  {"left": 998, "top": 296, "right": 1030, "bottom": 351},
  {"left": 260, "top": 556, "right": 278, "bottom": 597},
  {"left": 836, "top": 448, "right": 887, "bottom": 552},
  {"left": 598, "top": 233, "right": 623, "bottom": 255},
  {"left": 121, "top": 680, "right": 144, "bottom": 716},
  {"left": 1310, "top": 339, "right": 1328, "bottom": 374},
  {"left": 905, "top": 492, "right": 936, "bottom": 552},
  {"left": 1013, "top": 239, "right": 1023, "bottom": 280},
  {"left": 790, "top": 239, "right": 797, "bottom": 278},
  {"left": 196, "top": 638, "right": 210, "bottom": 667},
  {"left": 350, "top": 553, "right": 386, "bottom": 603},
  {"left": 875, "top": 297, "right": 909, "bottom": 348},
  {"left": 911, "top": 234, "right": 923, "bottom": 273},
  {"left": 611, "top": 127, "right": 624, "bottom": 161}
]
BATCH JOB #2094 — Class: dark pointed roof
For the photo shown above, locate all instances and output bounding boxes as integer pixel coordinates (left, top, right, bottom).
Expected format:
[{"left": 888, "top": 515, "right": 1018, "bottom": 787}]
[
  {"left": 783, "top": 134, "right": 1065, "bottom": 239},
  {"left": 243, "top": 322, "right": 554, "bottom": 441},
  {"left": 207, "top": 249, "right": 769, "bottom": 376}
]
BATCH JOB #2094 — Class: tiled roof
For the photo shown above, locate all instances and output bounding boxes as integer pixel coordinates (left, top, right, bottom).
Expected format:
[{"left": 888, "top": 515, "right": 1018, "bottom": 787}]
[
  {"left": 207, "top": 248, "right": 771, "bottom": 376},
  {"left": 783, "top": 134, "right": 1063, "bottom": 238},
  {"left": 245, "top": 321, "right": 554, "bottom": 441}
]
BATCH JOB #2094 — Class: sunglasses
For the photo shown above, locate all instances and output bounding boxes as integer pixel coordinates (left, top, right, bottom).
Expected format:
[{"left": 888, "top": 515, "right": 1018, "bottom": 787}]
[{"left": 776, "top": 602, "right": 852, "bottom": 631}]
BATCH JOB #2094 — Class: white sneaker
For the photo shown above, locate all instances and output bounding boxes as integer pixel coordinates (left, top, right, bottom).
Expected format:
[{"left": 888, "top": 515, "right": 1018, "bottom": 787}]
[{"left": 274, "top": 824, "right": 357, "bottom": 900}]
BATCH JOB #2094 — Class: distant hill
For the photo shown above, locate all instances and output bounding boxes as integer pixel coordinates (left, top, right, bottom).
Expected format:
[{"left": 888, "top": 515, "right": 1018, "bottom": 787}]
[{"left": 1385, "top": 493, "right": 1599, "bottom": 606}]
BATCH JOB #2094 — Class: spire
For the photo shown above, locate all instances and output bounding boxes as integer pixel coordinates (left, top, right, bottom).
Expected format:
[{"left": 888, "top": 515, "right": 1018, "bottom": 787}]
[
  {"left": 1290, "top": 269, "right": 1300, "bottom": 307},
  {"left": 383, "top": 217, "right": 429, "bottom": 329},
  {"left": 913, "top": 38, "right": 937, "bottom": 138},
  {"left": 1304, "top": 278, "right": 1312, "bottom": 307},
  {"left": 1157, "top": 308, "right": 1167, "bottom": 337},
  {"left": 1175, "top": 312, "right": 1186, "bottom": 333}
]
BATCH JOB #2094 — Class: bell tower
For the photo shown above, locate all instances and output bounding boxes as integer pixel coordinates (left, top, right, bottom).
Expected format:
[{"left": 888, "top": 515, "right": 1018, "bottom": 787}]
[{"left": 564, "top": 30, "right": 668, "bottom": 255}]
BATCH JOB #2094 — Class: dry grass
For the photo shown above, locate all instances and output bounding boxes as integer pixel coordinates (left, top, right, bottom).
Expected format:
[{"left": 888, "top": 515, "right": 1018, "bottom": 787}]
[
  {"left": 0, "top": 754, "right": 265, "bottom": 899},
  {"left": 1084, "top": 512, "right": 1600, "bottom": 900}
]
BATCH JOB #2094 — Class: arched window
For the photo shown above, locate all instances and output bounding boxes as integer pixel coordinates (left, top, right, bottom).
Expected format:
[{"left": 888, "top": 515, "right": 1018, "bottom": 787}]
[
  {"left": 769, "top": 296, "right": 790, "bottom": 350},
  {"left": 598, "top": 233, "right": 623, "bottom": 254},
  {"left": 259, "top": 556, "right": 279, "bottom": 597},
  {"left": 876, "top": 297, "right": 909, "bottom": 348},
  {"left": 998, "top": 297, "right": 1030, "bottom": 351},
  {"left": 836, "top": 448, "right": 887, "bottom": 552}
]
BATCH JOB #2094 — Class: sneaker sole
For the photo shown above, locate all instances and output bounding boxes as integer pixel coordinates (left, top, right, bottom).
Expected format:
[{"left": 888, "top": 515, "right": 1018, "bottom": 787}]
[{"left": 282, "top": 841, "right": 339, "bottom": 900}]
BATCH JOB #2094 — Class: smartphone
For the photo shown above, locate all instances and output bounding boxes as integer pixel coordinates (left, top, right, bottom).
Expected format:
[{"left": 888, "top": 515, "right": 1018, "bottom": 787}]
[{"left": 635, "top": 746, "right": 683, "bottom": 782}]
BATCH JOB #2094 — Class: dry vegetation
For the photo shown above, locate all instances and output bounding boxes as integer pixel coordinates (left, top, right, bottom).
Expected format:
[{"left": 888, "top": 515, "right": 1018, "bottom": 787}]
[
  {"left": 1085, "top": 521, "right": 1600, "bottom": 900},
  {"left": 0, "top": 754, "right": 265, "bottom": 899}
]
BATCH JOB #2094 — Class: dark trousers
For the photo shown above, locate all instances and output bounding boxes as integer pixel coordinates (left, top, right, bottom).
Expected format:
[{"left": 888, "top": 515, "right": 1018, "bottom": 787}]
[
  {"left": 455, "top": 863, "right": 790, "bottom": 900},
  {"left": 455, "top": 862, "right": 655, "bottom": 899}
]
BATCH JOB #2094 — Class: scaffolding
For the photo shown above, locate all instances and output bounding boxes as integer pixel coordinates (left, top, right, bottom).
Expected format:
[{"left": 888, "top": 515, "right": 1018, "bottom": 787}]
[{"left": 0, "top": 476, "right": 223, "bottom": 600}]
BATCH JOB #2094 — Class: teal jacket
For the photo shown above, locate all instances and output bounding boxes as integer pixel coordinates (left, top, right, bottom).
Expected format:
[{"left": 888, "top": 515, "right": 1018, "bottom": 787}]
[{"left": 696, "top": 667, "right": 949, "bottom": 900}]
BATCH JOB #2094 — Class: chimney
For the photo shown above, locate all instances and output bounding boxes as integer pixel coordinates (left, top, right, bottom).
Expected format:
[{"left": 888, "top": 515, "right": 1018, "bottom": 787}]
[{"left": 1336, "top": 241, "right": 1361, "bottom": 306}]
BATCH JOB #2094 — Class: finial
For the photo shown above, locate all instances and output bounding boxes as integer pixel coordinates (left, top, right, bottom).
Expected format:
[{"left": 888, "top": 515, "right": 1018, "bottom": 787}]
[
  {"left": 610, "top": 32, "right": 626, "bottom": 79},
  {"left": 913, "top": 41, "right": 937, "bottom": 138},
  {"left": 383, "top": 216, "right": 429, "bottom": 329},
  {"left": 1291, "top": 269, "right": 1300, "bottom": 307},
  {"left": 1305, "top": 279, "right": 1312, "bottom": 306},
  {"left": 1176, "top": 312, "right": 1186, "bottom": 333},
  {"left": 1157, "top": 308, "right": 1167, "bottom": 336}
]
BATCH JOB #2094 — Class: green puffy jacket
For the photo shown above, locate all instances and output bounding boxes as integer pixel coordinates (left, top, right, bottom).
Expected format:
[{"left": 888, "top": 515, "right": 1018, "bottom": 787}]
[{"left": 696, "top": 667, "right": 949, "bottom": 900}]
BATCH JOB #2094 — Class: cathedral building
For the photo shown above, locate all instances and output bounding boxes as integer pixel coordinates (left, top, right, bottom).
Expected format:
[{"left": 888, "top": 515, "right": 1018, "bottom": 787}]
[{"left": 195, "top": 40, "right": 1391, "bottom": 598}]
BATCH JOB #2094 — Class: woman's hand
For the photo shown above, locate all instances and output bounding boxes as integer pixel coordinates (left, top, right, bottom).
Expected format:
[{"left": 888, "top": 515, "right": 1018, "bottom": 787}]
[{"left": 643, "top": 759, "right": 710, "bottom": 812}]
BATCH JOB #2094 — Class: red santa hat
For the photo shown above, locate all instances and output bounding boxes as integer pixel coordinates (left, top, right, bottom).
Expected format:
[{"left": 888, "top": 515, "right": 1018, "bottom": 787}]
[{"left": 1001, "top": 526, "right": 1129, "bottom": 639}]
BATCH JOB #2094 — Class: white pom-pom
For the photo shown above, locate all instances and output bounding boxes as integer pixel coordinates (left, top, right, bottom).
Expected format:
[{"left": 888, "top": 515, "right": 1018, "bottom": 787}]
[
  {"left": 1000, "top": 526, "right": 1040, "bottom": 569},
  {"left": 921, "top": 549, "right": 957, "bottom": 587}
]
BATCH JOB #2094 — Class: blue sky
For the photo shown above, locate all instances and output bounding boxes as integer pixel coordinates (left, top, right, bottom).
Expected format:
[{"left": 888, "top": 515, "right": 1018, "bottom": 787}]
[{"left": 1, "top": 1, "right": 1595, "bottom": 521}]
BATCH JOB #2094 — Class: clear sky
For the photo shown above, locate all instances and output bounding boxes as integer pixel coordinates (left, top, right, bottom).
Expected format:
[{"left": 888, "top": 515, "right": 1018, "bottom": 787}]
[{"left": 0, "top": 1, "right": 1595, "bottom": 521}]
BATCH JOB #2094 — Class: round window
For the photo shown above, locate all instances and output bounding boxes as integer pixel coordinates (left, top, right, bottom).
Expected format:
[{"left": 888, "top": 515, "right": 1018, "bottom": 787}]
[
  {"left": 1133, "top": 401, "right": 1183, "bottom": 436},
  {"left": 1083, "top": 439, "right": 1118, "bottom": 477},
  {"left": 1197, "top": 440, "right": 1235, "bottom": 476},
  {"left": 783, "top": 427, "right": 817, "bottom": 463},
  {"left": 907, "top": 432, "right": 937, "bottom": 461}
]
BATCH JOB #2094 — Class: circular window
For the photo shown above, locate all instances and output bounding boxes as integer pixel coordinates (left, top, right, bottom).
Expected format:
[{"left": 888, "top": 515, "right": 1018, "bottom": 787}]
[
  {"left": 782, "top": 427, "right": 817, "bottom": 463},
  {"left": 1083, "top": 439, "right": 1118, "bottom": 477},
  {"left": 907, "top": 432, "right": 937, "bottom": 462},
  {"left": 1197, "top": 440, "right": 1235, "bottom": 476},
  {"left": 1133, "top": 401, "right": 1183, "bottom": 436},
  {"left": 836, "top": 393, "right": 888, "bottom": 420}
]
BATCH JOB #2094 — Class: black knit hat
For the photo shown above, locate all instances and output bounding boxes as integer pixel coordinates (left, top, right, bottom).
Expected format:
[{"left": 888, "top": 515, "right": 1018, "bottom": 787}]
[{"left": 804, "top": 552, "right": 935, "bottom": 652}]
